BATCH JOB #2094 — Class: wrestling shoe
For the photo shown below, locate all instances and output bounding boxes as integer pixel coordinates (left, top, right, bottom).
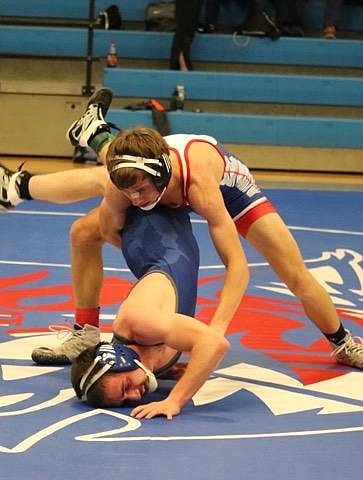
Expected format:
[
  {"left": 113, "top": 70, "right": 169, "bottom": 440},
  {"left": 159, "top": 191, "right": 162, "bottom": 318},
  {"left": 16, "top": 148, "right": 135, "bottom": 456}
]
[
  {"left": 66, "top": 88, "right": 113, "bottom": 148},
  {"left": 330, "top": 330, "right": 363, "bottom": 369},
  {"left": 31, "top": 324, "right": 100, "bottom": 365},
  {"left": 0, "top": 162, "right": 25, "bottom": 211}
]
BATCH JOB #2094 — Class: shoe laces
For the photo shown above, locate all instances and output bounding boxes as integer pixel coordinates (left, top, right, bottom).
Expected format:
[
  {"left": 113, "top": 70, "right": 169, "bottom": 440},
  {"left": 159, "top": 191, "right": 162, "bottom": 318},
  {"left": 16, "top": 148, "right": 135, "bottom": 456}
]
[
  {"left": 0, "top": 162, "right": 26, "bottom": 205},
  {"left": 331, "top": 332, "right": 363, "bottom": 357},
  {"left": 0, "top": 162, "right": 23, "bottom": 188},
  {"left": 48, "top": 323, "right": 79, "bottom": 343},
  {"left": 77, "top": 104, "right": 103, "bottom": 129}
]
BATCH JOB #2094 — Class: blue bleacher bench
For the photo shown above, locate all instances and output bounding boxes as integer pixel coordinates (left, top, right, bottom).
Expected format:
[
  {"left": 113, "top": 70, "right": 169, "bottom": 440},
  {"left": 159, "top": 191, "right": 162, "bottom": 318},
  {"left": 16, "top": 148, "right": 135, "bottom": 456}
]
[
  {"left": 107, "top": 109, "right": 363, "bottom": 148},
  {"left": 104, "top": 68, "right": 363, "bottom": 107},
  {"left": 1, "top": 0, "right": 363, "bottom": 31},
  {"left": 1, "top": 27, "right": 363, "bottom": 69}
]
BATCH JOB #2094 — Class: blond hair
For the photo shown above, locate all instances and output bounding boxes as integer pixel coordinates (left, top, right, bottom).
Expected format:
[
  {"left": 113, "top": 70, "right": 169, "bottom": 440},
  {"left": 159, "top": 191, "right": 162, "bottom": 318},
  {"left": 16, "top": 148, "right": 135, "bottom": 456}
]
[{"left": 106, "top": 126, "right": 169, "bottom": 189}]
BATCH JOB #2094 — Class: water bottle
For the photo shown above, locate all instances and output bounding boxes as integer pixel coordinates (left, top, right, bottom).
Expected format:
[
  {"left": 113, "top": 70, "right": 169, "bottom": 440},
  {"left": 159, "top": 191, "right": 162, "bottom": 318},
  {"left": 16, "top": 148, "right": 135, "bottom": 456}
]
[
  {"left": 170, "top": 85, "right": 185, "bottom": 110},
  {"left": 107, "top": 41, "right": 118, "bottom": 68}
]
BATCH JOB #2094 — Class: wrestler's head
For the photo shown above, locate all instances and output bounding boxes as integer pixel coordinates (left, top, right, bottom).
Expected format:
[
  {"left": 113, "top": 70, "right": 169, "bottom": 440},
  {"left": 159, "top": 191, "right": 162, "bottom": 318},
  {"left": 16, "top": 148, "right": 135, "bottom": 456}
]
[
  {"left": 71, "top": 342, "right": 157, "bottom": 407},
  {"left": 106, "top": 127, "right": 171, "bottom": 210}
]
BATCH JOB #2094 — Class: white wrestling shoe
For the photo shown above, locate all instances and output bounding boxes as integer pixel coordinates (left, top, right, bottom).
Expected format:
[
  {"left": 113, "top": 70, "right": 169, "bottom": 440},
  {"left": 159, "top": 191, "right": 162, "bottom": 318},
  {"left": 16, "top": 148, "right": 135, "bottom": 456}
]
[
  {"left": 31, "top": 324, "right": 100, "bottom": 365},
  {"left": 66, "top": 88, "right": 113, "bottom": 147},
  {"left": 0, "top": 162, "right": 26, "bottom": 211},
  {"left": 330, "top": 330, "right": 363, "bottom": 369}
]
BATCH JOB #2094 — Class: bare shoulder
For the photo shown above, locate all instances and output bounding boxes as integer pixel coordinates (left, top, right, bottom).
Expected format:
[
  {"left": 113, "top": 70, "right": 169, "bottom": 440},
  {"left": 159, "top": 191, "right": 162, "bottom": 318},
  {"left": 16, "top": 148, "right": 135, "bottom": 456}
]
[
  {"left": 187, "top": 140, "right": 224, "bottom": 182},
  {"left": 186, "top": 142, "right": 226, "bottom": 217}
]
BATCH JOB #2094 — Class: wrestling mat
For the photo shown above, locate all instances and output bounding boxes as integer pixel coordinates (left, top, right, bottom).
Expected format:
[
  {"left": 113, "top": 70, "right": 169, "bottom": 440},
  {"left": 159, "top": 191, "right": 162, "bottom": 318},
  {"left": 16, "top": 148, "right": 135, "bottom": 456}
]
[{"left": 0, "top": 188, "right": 362, "bottom": 480}]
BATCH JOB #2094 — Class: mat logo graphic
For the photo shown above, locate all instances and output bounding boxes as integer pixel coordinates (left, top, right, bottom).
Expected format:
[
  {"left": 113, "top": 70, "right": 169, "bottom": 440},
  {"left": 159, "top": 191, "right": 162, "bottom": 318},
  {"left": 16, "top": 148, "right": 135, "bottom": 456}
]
[
  {"left": 0, "top": 357, "right": 362, "bottom": 453},
  {"left": 255, "top": 248, "right": 363, "bottom": 310},
  {"left": 0, "top": 247, "right": 362, "bottom": 452},
  {"left": 196, "top": 249, "right": 363, "bottom": 377},
  {"left": 193, "top": 361, "right": 363, "bottom": 415}
]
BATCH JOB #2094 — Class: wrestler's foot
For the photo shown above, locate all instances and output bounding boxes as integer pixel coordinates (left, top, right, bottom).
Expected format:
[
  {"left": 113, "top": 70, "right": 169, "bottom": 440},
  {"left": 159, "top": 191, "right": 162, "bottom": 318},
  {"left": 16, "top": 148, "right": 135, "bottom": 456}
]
[
  {"left": 66, "top": 88, "right": 113, "bottom": 147},
  {"left": 0, "top": 162, "right": 26, "bottom": 211},
  {"left": 31, "top": 324, "right": 100, "bottom": 365},
  {"left": 331, "top": 330, "right": 363, "bottom": 369}
]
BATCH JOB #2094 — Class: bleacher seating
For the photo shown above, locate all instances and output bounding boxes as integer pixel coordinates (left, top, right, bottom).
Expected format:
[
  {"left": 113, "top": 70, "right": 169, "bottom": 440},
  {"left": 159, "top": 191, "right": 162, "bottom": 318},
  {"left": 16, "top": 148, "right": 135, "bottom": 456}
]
[
  {"left": 1, "top": 0, "right": 363, "bottom": 150},
  {"left": 1, "top": 0, "right": 363, "bottom": 31},
  {"left": 102, "top": 66, "right": 363, "bottom": 148},
  {"left": 1, "top": 28, "right": 363, "bottom": 68},
  {"left": 104, "top": 68, "right": 363, "bottom": 106},
  {"left": 106, "top": 109, "right": 363, "bottom": 148}
]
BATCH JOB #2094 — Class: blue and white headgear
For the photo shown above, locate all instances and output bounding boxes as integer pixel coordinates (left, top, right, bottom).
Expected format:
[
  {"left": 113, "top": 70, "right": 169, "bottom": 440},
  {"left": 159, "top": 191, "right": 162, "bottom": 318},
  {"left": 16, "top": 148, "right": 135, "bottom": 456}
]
[{"left": 79, "top": 341, "right": 158, "bottom": 401}]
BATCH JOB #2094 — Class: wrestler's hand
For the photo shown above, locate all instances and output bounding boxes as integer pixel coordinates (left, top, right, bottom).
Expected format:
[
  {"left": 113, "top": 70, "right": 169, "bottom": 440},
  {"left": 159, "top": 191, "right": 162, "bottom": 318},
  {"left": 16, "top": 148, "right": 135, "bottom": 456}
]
[{"left": 130, "top": 399, "right": 181, "bottom": 420}]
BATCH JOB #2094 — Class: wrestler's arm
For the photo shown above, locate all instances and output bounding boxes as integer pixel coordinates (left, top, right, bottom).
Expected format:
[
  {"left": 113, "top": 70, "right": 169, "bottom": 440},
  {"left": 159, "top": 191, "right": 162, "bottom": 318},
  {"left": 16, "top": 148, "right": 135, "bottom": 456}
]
[
  {"left": 99, "top": 179, "right": 130, "bottom": 249},
  {"left": 188, "top": 170, "right": 249, "bottom": 335},
  {"left": 130, "top": 312, "right": 230, "bottom": 420}
]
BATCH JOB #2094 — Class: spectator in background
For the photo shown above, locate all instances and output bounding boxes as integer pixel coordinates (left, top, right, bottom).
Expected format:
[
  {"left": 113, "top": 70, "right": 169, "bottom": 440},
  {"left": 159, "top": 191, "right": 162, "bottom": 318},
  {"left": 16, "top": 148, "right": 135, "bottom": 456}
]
[
  {"left": 198, "top": 0, "right": 281, "bottom": 39},
  {"left": 169, "top": 0, "right": 203, "bottom": 70},
  {"left": 322, "top": 0, "right": 344, "bottom": 38},
  {"left": 197, "top": 0, "right": 220, "bottom": 32},
  {"left": 274, "top": 0, "right": 305, "bottom": 36}
]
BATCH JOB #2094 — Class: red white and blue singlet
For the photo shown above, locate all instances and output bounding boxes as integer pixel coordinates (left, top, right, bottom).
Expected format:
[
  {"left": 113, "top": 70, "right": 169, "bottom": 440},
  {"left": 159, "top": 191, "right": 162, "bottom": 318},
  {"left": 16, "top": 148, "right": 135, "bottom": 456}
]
[{"left": 165, "top": 134, "right": 277, "bottom": 236}]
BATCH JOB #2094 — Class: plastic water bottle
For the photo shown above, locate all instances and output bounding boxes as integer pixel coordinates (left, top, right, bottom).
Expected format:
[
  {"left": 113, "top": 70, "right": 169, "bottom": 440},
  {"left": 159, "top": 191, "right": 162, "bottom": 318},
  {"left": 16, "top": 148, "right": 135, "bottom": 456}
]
[
  {"left": 170, "top": 85, "right": 185, "bottom": 110},
  {"left": 107, "top": 41, "right": 118, "bottom": 68}
]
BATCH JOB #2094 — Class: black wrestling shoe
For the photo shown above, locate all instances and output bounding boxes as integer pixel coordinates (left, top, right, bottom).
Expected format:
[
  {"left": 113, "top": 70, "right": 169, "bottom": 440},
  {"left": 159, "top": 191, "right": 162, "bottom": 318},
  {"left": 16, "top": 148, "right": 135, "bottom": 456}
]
[{"left": 66, "top": 88, "right": 113, "bottom": 147}]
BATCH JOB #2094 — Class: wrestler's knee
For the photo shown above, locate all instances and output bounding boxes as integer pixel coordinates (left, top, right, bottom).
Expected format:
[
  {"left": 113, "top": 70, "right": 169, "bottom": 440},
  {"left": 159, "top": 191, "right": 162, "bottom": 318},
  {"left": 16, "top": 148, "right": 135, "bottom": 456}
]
[
  {"left": 70, "top": 210, "right": 103, "bottom": 247},
  {"left": 285, "top": 266, "right": 317, "bottom": 298},
  {"left": 91, "top": 166, "right": 109, "bottom": 196}
]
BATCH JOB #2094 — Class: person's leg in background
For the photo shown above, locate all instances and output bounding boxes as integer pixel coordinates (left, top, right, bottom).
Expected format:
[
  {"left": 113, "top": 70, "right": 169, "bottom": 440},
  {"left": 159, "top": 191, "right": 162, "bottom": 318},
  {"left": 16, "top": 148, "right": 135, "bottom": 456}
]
[
  {"left": 198, "top": 0, "right": 221, "bottom": 32},
  {"left": 323, "top": 0, "right": 344, "bottom": 38},
  {"left": 274, "top": 0, "right": 305, "bottom": 36},
  {"left": 170, "top": 0, "right": 204, "bottom": 70}
]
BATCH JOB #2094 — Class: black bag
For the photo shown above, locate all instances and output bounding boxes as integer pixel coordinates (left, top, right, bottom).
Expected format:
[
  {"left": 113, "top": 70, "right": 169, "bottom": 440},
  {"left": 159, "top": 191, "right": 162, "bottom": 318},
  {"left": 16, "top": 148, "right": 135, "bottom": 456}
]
[
  {"left": 124, "top": 99, "right": 171, "bottom": 136},
  {"left": 99, "top": 4, "right": 123, "bottom": 30},
  {"left": 145, "top": 2, "right": 176, "bottom": 32},
  {"left": 236, "top": 11, "right": 280, "bottom": 40}
]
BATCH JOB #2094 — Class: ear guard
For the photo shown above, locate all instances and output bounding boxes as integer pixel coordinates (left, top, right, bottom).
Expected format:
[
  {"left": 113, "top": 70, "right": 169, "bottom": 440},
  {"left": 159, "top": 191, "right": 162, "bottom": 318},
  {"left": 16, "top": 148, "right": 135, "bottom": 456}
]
[
  {"left": 110, "top": 153, "right": 172, "bottom": 190},
  {"left": 79, "top": 341, "right": 158, "bottom": 401}
]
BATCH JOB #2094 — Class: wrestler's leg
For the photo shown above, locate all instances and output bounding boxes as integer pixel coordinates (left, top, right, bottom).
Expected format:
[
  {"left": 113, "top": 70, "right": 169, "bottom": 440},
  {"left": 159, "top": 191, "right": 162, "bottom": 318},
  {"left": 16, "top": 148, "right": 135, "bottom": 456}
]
[
  {"left": 243, "top": 212, "right": 363, "bottom": 368},
  {"left": 70, "top": 207, "right": 104, "bottom": 310},
  {"left": 30, "top": 166, "right": 108, "bottom": 203},
  {"left": 95, "top": 142, "right": 111, "bottom": 165},
  {"left": 0, "top": 163, "right": 108, "bottom": 209},
  {"left": 31, "top": 207, "right": 104, "bottom": 364},
  {"left": 245, "top": 212, "right": 340, "bottom": 333},
  {"left": 1, "top": 88, "right": 115, "bottom": 211},
  {"left": 66, "top": 87, "right": 115, "bottom": 162}
]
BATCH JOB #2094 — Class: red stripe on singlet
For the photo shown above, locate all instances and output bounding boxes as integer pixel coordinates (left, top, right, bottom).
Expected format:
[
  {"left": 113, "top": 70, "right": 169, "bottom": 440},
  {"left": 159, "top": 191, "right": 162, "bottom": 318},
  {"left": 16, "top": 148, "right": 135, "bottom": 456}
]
[{"left": 235, "top": 200, "right": 277, "bottom": 237}]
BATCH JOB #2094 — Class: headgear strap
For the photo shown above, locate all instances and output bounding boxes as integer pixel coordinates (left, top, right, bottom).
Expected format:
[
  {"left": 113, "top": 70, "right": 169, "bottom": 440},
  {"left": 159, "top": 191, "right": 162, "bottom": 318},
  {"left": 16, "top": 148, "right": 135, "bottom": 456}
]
[
  {"left": 110, "top": 154, "right": 168, "bottom": 179},
  {"left": 109, "top": 153, "right": 172, "bottom": 192}
]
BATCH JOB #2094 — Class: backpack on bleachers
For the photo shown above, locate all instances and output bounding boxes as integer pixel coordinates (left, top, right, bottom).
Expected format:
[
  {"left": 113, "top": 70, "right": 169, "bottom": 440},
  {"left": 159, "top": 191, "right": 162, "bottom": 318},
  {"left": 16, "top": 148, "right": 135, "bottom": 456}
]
[
  {"left": 236, "top": 11, "right": 280, "bottom": 40},
  {"left": 145, "top": 2, "right": 175, "bottom": 31},
  {"left": 99, "top": 4, "right": 123, "bottom": 30}
]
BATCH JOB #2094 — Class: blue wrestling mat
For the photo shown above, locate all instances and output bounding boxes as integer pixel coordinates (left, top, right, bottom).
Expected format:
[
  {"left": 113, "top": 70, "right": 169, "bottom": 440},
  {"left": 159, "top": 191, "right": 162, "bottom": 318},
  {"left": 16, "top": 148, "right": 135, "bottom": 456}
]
[{"left": 0, "top": 189, "right": 362, "bottom": 480}]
